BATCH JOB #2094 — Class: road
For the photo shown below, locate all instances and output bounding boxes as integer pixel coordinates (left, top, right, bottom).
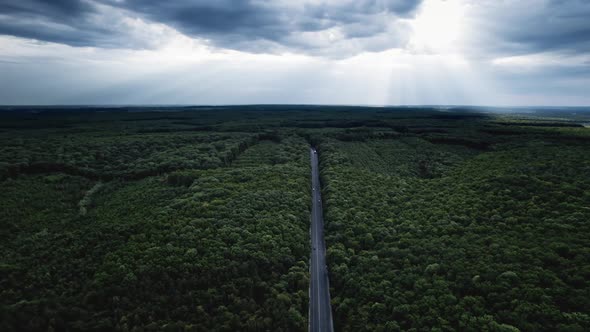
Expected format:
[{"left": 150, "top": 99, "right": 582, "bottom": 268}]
[{"left": 309, "top": 147, "right": 334, "bottom": 332}]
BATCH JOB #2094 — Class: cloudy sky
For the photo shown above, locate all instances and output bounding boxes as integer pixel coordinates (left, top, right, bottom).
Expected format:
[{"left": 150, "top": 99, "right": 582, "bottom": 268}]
[{"left": 0, "top": 0, "right": 589, "bottom": 106}]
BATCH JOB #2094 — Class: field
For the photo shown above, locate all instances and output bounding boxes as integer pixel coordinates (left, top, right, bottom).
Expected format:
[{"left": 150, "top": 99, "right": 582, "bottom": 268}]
[{"left": 1, "top": 106, "right": 589, "bottom": 331}]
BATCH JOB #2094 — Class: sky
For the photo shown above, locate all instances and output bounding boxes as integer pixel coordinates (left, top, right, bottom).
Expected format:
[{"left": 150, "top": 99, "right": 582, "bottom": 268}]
[{"left": 0, "top": 0, "right": 589, "bottom": 106}]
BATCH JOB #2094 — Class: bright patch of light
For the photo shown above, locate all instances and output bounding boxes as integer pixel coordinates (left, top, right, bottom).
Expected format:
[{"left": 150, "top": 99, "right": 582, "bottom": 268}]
[
  {"left": 409, "top": 0, "right": 466, "bottom": 53},
  {"left": 492, "top": 52, "right": 590, "bottom": 70}
]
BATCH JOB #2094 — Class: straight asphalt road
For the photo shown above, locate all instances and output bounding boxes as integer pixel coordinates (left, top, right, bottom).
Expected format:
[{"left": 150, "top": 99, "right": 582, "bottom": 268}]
[{"left": 309, "top": 147, "right": 334, "bottom": 332}]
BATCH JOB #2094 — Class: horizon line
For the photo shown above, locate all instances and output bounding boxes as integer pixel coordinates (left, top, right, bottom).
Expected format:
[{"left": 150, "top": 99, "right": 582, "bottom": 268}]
[{"left": 1, "top": 104, "right": 590, "bottom": 109}]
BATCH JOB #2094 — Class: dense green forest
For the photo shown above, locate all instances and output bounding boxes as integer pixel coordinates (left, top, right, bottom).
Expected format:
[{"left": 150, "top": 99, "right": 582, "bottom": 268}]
[
  {"left": 316, "top": 114, "right": 590, "bottom": 331},
  {"left": 1, "top": 106, "right": 589, "bottom": 331}
]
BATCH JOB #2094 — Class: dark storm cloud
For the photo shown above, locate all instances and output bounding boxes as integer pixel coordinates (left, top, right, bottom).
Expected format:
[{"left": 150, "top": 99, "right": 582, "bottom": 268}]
[
  {"left": 471, "top": 0, "right": 590, "bottom": 56},
  {"left": 0, "top": 21, "right": 93, "bottom": 47},
  {"left": 111, "top": 1, "right": 282, "bottom": 37},
  {"left": 105, "top": 0, "right": 423, "bottom": 51},
  {"left": 1, "top": 0, "right": 589, "bottom": 58},
  {"left": 0, "top": 0, "right": 423, "bottom": 53},
  {"left": 510, "top": 3, "right": 590, "bottom": 53},
  {"left": 0, "top": 0, "right": 115, "bottom": 47},
  {"left": 0, "top": 0, "right": 92, "bottom": 18}
]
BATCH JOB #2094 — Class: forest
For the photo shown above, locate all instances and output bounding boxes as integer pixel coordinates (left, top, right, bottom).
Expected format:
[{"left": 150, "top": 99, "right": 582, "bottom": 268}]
[{"left": 1, "top": 105, "right": 589, "bottom": 331}]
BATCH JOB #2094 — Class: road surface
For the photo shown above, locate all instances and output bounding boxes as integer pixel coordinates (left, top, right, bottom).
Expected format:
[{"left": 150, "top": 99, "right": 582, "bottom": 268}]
[{"left": 309, "top": 147, "right": 334, "bottom": 332}]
